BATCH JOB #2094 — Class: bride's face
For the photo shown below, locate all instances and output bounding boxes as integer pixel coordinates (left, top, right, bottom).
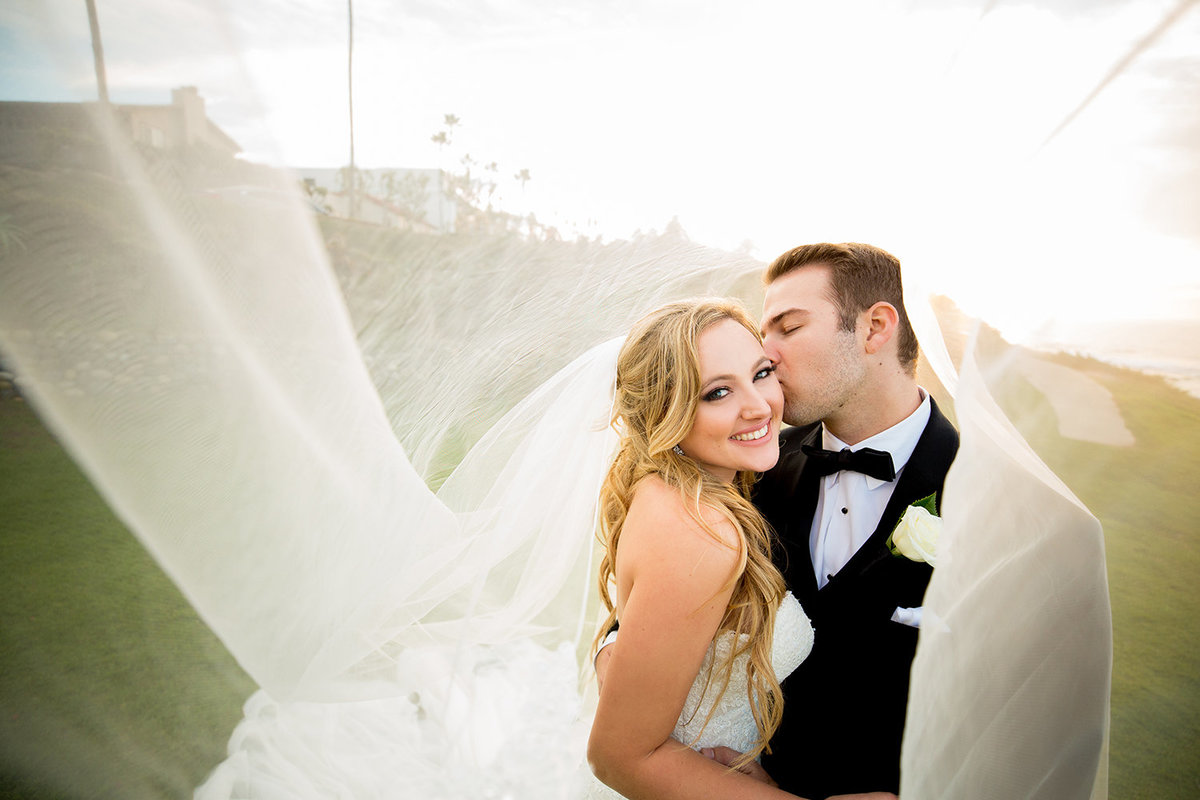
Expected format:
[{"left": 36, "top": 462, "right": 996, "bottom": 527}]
[{"left": 676, "top": 319, "right": 784, "bottom": 483}]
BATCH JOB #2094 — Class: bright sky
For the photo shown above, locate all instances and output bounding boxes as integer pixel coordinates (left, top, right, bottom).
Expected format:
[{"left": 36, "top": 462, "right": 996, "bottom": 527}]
[{"left": 2, "top": 0, "right": 1198, "bottom": 340}]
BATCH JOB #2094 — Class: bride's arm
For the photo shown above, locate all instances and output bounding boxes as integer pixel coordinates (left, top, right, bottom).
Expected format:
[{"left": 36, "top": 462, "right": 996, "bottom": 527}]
[{"left": 587, "top": 477, "right": 800, "bottom": 800}]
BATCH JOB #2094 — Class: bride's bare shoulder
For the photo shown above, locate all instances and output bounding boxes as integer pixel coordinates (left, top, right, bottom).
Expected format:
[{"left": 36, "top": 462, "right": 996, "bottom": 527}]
[{"left": 624, "top": 474, "right": 739, "bottom": 555}]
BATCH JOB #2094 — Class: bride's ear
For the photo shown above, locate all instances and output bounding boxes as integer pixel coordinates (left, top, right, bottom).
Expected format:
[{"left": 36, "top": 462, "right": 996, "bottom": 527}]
[{"left": 862, "top": 302, "right": 899, "bottom": 356}]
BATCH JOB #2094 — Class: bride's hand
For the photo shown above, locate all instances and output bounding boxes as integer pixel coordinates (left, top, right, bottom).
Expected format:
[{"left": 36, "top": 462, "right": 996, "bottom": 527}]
[{"left": 699, "top": 746, "right": 777, "bottom": 786}]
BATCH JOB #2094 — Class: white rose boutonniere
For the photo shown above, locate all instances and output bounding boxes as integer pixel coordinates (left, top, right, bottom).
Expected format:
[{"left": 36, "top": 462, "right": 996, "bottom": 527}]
[{"left": 888, "top": 493, "right": 941, "bottom": 567}]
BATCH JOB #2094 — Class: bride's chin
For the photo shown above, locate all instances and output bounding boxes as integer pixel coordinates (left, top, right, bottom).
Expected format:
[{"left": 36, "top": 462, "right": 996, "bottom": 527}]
[
  {"left": 754, "top": 450, "right": 782, "bottom": 473},
  {"left": 737, "top": 455, "right": 780, "bottom": 474}
]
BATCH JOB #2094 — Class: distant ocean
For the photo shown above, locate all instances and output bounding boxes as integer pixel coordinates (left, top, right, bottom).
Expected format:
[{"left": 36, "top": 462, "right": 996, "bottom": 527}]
[{"left": 1024, "top": 317, "right": 1200, "bottom": 401}]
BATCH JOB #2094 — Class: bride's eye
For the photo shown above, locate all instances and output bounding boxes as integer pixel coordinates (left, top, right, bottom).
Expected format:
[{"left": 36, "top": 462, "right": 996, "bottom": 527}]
[
  {"left": 704, "top": 386, "right": 730, "bottom": 401},
  {"left": 753, "top": 365, "right": 777, "bottom": 381}
]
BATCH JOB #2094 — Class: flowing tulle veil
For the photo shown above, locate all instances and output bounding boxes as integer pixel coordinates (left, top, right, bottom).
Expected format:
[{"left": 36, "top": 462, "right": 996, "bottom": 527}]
[{"left": 0, "top": 3, "right": 1123, "bottom": 798}]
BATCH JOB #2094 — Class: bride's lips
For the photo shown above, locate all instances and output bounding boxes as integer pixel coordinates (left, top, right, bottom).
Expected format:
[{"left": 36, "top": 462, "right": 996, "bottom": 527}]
[{"left": 729, "top": 419, "right": 773, "bottom": 444}]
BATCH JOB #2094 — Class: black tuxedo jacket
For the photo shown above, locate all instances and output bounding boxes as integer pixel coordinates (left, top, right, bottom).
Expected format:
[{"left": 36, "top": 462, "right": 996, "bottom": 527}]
[{"left": 756, "top": 398, "right": 958, "bottom": 799}]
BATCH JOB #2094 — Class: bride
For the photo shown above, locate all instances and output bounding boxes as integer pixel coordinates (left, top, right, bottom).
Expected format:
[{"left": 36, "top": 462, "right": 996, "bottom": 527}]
[
  {"left": 589, "top": 299, "right": 797, "bottom": 797},
  {"left": 586, "top": 299, "right": 892, "bottom": 800}
]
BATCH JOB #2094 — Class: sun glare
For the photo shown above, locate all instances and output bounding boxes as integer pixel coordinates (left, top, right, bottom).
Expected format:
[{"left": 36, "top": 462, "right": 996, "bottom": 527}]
[{"left": 7, "top": 0, "right": 1195, "bottom": 339}]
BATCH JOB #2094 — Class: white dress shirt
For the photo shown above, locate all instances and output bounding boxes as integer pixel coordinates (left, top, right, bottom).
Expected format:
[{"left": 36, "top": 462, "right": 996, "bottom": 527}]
[{"left": 809, "top": 390, "right": 931, "bottom": 589}]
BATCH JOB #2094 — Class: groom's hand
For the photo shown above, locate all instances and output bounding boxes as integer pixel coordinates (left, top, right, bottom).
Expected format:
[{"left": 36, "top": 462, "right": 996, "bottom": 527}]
[{"left": 700, "top": 746, "right": 777, "bottom": 786}]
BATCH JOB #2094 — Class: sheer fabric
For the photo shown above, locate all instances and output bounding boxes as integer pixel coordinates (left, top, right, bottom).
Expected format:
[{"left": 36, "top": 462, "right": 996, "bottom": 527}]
[
  {"left": 0, "top": 3, "right": 1112, "bottom": 798},
  {"left": 902, "top": 347, "right": 1111, "bottom": 800},
  {"left": 0, "top": 136, "right": 1112, "bottom": 800}
]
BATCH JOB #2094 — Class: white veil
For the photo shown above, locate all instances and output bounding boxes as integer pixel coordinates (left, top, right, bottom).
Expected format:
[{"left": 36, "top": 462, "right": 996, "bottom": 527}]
[{"left": 0, "top": 1, "right": 1140, "bottom": 797}]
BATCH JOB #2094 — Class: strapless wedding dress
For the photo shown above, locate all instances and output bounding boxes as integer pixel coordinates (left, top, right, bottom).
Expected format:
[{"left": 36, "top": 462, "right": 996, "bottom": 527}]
[{"left": 585, "top": 592, "right": 813, "bottom": 799}]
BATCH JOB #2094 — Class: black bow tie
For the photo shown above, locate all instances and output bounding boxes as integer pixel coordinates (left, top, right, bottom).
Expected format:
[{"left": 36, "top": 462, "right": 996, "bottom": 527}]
[{"left": 801, "top": 444, "right": 896, "bottom": 482}]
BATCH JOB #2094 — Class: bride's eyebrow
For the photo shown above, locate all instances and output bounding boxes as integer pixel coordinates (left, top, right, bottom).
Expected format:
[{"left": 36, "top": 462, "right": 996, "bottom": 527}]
[
  {"left": 702, "top": 359, "right": 771, "bottom": 390},
  {"left": 701, "top": 373, "right": 736, "bottom": 390}
]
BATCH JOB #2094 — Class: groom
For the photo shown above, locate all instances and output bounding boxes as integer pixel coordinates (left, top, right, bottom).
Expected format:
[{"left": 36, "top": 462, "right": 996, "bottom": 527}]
[
  {"left": 750, "top": 242, "right": 959, "bottom": 798},
  {"left": 596, "top": 242, "right": 958, "bottom": 797}
]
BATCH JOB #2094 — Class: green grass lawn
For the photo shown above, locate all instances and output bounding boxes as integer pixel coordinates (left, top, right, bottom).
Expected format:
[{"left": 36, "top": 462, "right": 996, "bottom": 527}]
[
  {"left": 990, "top": 353, "right": 1200, "bottom": 799},
  {"left": 0, "top": 394, "right": 254, "bottom": 799}
]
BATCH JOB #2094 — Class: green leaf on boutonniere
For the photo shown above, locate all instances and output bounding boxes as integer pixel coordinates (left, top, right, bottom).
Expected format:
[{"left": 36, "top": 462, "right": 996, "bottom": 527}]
[{"left": 912, "top": 492, "right": 939, "bottom": 516}]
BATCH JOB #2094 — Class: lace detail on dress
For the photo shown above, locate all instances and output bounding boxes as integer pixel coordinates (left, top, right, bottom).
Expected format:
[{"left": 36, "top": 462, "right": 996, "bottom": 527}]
[
  {"left": 673, "top": 592, "right": 812, "bottom": 754},
  {"left": 584, "top": 593, "right": 812, "bottom": 799}
]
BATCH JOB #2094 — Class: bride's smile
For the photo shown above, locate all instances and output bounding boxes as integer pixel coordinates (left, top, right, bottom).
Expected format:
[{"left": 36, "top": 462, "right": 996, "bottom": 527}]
[
  {"left": 731, "top": 422, "right": 771, "bottom": 442},
  {"left": 676, "top": 318, "right": 784, "bottom": 483}
]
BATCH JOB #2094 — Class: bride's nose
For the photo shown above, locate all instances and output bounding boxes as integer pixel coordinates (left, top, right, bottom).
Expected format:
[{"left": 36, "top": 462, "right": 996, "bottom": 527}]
[{"left": 742, "top": 387, "right": 772, "bottom": 419}]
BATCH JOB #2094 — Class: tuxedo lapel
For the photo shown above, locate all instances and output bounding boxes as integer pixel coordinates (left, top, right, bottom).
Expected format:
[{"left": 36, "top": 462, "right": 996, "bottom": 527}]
[
  {"left": 824, "top": 398, "right": 959, "bottom": 587},
  {"left": 789, "top": 448, "right": 822, "bottom": 608},
  {"left": 763, "top": 424, "right": 823, "bottom": 607}
]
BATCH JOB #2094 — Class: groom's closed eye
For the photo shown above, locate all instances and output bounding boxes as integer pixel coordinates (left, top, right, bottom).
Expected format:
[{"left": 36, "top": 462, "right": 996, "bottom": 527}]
[
  {"left": 779, "top": 315, "right": 810, "bottom": 335},
  {"left": 763, "top": 310, "right": 809, "bottom": 337}
]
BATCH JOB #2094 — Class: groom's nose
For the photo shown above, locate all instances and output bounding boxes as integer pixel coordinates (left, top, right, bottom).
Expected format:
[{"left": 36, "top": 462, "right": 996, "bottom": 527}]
[{"left": 762, "top": 337, "right": 781, "bottom": 365}]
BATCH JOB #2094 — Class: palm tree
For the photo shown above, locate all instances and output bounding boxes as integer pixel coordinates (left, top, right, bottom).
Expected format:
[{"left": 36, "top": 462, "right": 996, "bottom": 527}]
[
  {"left": 431, "top": 114, "right": 461, "bottom": 177},
  {"left": 514, "top": 168, "right": 531, "bottom": 194}
]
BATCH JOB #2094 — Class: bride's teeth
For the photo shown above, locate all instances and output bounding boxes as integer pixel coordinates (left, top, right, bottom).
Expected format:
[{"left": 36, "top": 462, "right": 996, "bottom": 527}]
[{"left": 731, "top": 423, "right": 769, "bottom": 441}]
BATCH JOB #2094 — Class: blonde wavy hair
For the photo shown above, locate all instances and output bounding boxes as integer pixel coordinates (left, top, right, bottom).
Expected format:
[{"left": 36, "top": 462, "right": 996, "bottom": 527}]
[{"left": 594, "top": 298, "right": 788, "bottom": 766}]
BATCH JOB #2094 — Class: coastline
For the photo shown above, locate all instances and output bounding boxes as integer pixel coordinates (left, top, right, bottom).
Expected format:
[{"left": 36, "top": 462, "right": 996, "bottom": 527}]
[
  {"left": 1022, "top": 317, "right": 1200, "bottom": 402},
  {"left": 1029, "top": 345, "right": 1200, "bottom": 401}
]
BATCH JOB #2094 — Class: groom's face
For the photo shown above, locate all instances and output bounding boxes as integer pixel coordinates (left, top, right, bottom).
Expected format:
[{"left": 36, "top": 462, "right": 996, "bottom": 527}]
[{"left": 760, "top": 265, "right": 866, "bottom": 427}]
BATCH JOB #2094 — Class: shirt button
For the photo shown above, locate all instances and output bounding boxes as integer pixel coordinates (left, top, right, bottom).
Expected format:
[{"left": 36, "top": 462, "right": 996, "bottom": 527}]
[{"left": 841, "top": 507, "right": 848, "bottom": 514}]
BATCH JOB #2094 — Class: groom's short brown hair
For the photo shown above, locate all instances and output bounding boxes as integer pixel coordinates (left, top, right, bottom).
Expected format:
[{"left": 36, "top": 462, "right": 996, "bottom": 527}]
[{"left": 764, "top": 242, "right": 919, "bottom": 374}]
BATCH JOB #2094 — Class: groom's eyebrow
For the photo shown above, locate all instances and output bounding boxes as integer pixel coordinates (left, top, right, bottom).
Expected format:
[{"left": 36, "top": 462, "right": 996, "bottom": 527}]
[{"left": 762, "top": 308, "right": 807, "bottom": 334}]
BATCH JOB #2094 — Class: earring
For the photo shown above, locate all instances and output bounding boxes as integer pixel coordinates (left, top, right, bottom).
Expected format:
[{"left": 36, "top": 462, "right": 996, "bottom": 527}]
[{"left": 672, "top": 445, "right": 686, "bottom": 456}]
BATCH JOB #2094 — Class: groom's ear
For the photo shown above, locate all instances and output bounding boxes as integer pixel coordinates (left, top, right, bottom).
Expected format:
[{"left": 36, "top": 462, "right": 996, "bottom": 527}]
[{"left": 862, "top": 301, "right": 899, "bottom": 356}]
